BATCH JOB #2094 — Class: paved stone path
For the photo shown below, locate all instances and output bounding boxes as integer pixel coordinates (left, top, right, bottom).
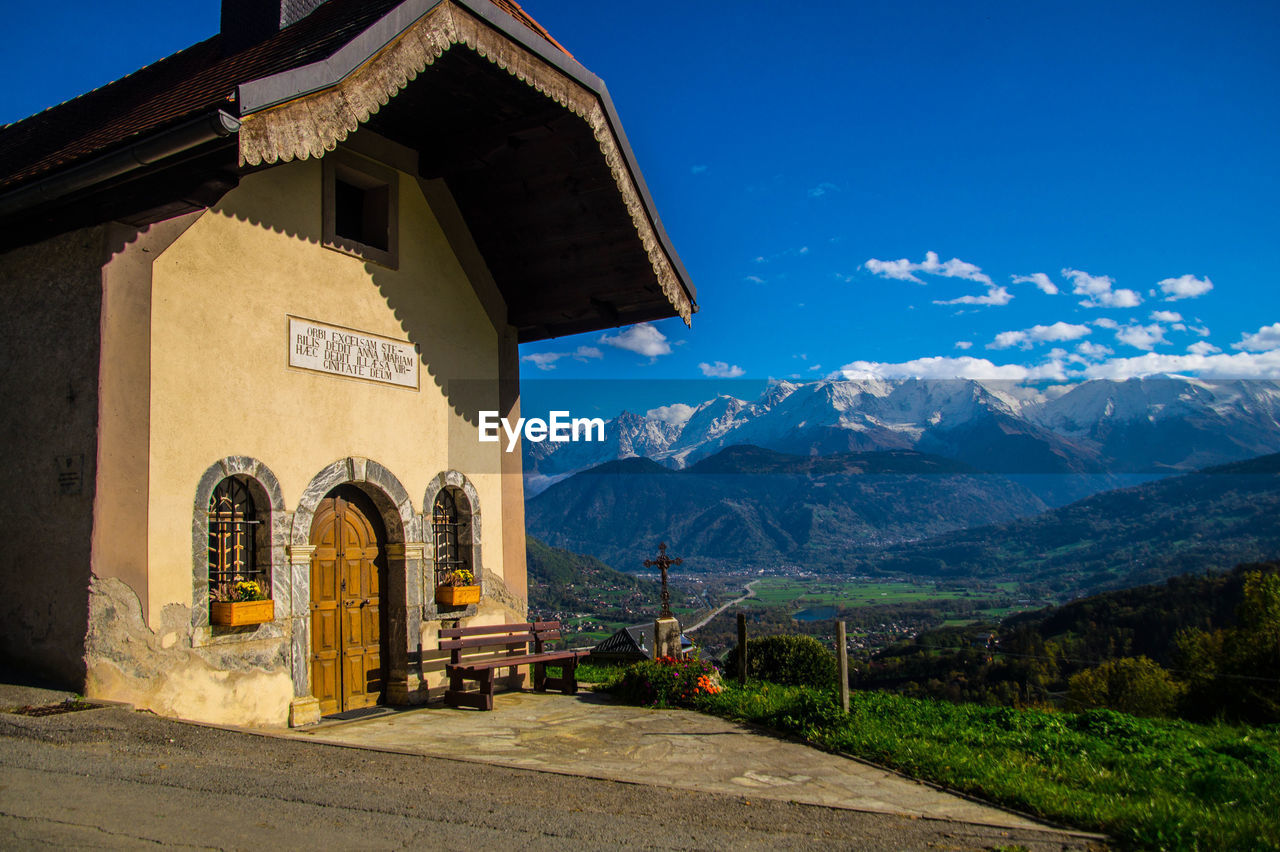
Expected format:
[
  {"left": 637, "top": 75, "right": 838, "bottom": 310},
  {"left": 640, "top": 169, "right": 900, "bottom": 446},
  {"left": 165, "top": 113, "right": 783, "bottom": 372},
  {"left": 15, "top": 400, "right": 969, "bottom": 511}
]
[
  {"left": 0, "top": 681, "right": 1106, "bottom": 849},
  {"left": 288, "top": 690, "right": 1079, "bottom": 832}
]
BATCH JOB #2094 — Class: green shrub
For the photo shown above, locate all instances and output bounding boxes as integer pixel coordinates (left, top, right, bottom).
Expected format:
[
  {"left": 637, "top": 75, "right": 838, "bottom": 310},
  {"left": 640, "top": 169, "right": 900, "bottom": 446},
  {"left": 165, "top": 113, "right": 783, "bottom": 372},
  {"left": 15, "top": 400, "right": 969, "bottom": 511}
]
[
  {"left": 724, "top": 634, "right": 838, "bottom": 688},
  {"left": 616, "top": 656, "right": 722, "bottom": 708},
  {"left": 1067, "top": 656, "right": 1182, "bottom": 717}
]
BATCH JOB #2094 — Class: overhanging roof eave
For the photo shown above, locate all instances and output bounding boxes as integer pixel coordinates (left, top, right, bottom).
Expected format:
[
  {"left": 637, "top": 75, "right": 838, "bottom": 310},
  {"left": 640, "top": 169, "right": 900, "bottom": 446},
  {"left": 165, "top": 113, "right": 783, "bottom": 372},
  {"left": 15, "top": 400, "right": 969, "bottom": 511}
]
[{"left": 235, "top": 0, "right": 696, "bottom": 310}]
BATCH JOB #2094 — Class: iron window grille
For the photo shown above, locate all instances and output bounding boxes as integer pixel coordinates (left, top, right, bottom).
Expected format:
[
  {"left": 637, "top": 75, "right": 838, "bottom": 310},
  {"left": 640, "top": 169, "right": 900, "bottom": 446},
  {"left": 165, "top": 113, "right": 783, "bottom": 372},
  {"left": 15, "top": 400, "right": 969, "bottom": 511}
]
[
  {"left": 432, "top": 490, "right": 470, "bottom": 588},
  {"left": 208, "top": 478, "right": 267, "bottom": 600}
]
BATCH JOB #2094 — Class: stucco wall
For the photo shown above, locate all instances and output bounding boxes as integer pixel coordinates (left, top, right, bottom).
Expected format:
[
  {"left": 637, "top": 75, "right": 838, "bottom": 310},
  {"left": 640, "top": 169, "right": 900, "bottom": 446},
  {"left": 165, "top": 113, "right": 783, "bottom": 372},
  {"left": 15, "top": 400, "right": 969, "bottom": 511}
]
[
  {"left": 0, "top": 226, "right": 107, "bottom": 686},
  {"left": 72, "top": 149, "right": 524, "bottom": 722},
  {"left": 146, "top": 154, "right": 510, "bottom": 625}
]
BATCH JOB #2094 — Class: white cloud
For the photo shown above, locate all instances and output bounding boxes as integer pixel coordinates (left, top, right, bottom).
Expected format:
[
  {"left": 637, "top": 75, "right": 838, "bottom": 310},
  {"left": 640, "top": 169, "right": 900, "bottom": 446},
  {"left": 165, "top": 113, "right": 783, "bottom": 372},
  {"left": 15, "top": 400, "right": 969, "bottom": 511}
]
[
  {"left": 646, "top": 403, "right": 696, "bottom": 426},
  {"left": 988, "top": 321, "right": 1090, "bottom": 350},
  {"left": 519, "top": 345, "right": 602, "bottom": 371},
  {"left": 1190, "top": 325, "right": 1211, "bottom": 337},
  {"left": 1063, "top": 268, "right": 1143, "bottom": 309},
  {"left": 1031, "top": 321, "right": 1092, "bottom": 343},
  {"left": 1012, "top": 272, "right": 1059, "bottom": 295},
  {"left": 1075, "top": 341, "right": 1114, "bottom": 360},
  {"left": 1093, "top": 317, "right": 1120, "bottom": 330},
  {"left": 1150, "top": 310, "right": 1183, "bottom": 323},
  {"left": 1233, "top": 322, "right": 1280, "bottom": 352},
  {"left": 1158, "top": 274, "right": 1213, "bottom": 301},
  {"left": 954, "top": 340, "right": 974, "bottom": 350},
  {"left": 1188, "top": 341, "right": 1221, "bottom": 356},
  {"left": 599, "top": 323, "right": 672, "bottom": 358},
  {"left": 1171, "top": 323, "right": 1187, "bottom": 331},
  {"left": 864, "top": 257, "right": 924, "bottom": 283},
  {"left": 838, "top": 355, "right": 1067, "bottom": 382},
  {"left": 1115, "top": 323, "right": 1168, "bottom": 351},
  {"left": 807, "top": 363, "right": 824, "bottom": 371},
  {"left": 932, "top": 285, "right": 1012, "bottom": 306},
  {"left": 745, "top": 275, "right": 766, "bottom": 284},
  {"left": 864, "top": 250, "right": 994, "bottom": 287},
  {"left": 1082, "top": 349, "right": 1280, "bottom": 380},
  {"left": 699, "top": 361, "right": 746, "bottom": 378},
  {"left": 989, "top": 330, "right": 1030, "bottom": 350},
  {"left": 521, "top": 352, "right": 565, "bottom": 371}
]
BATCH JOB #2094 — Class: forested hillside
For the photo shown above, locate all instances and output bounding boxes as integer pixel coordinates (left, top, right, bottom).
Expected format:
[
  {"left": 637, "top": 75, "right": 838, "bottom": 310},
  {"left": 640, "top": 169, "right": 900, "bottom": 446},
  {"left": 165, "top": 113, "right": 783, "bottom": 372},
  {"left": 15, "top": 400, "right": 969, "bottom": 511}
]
[
  {"left": 857, "top": 453, "right": 1280, "bottom": 595},
  {"left": 864, "top": 560, "right": 1280, "bottom": 722}
]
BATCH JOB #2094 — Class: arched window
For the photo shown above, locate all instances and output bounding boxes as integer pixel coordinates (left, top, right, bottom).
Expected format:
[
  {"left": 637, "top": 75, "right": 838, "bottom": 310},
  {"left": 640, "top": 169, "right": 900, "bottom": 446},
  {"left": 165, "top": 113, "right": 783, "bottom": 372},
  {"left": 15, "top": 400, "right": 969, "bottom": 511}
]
[
  {"left": 208, "top": 477, "right": 268, "bottom": 600},
  {"left": 432, "top": 487, "right": 473, "bottom": 590}
]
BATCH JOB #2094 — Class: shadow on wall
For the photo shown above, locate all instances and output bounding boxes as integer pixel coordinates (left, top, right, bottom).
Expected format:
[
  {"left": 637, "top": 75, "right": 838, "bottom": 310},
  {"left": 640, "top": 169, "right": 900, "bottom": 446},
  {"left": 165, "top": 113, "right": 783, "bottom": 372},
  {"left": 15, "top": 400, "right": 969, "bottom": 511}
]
[
  {"left": 0, "top": 222, "right": 152, "bottom": 689},
  {"left": 212, "top": 166, "right": 501, "bottom": 430}
]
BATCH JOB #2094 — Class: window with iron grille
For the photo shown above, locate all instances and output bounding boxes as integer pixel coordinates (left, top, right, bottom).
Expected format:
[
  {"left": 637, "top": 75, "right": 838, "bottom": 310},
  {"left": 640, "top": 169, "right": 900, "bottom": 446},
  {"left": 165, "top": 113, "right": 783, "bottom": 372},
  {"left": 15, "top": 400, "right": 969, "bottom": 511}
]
[
  {"left": 432, "top": 488, "right": 473, "bottom": 589},
  {"left": 208, "top": 478, "right": 267, "bottom": 600}
]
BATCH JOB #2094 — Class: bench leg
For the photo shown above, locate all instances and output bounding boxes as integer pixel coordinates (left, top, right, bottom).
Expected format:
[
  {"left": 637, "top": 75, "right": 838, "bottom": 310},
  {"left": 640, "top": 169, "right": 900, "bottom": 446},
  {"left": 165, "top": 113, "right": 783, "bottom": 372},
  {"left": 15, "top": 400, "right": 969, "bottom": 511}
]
[
  {"left": 444, "top": 667, "right": 495, "bottom": 711},
  {"left": 564, "top": 657, "right": 578, "bottom": 695},
  {"left": 540, "top": 659, "right": 579, "bottom": 695},
  {"left": 533, "top": 662, "right": 547, "bottom": 692}
]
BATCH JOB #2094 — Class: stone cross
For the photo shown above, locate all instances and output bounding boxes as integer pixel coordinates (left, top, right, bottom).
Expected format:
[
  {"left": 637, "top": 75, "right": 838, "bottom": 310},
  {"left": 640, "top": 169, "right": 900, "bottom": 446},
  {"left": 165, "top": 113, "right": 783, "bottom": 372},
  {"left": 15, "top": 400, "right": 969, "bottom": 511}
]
[{"left": 644, "top": 542, "right": 682, "bottom": 618}]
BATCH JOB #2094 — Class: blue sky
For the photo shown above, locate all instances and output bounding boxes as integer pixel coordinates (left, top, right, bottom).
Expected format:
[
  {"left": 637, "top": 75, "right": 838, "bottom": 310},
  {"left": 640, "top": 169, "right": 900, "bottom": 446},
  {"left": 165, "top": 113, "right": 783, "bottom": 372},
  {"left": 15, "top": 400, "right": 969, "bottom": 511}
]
[{"left": 4, "top": 1, "right": 1279, "bottom": 418}]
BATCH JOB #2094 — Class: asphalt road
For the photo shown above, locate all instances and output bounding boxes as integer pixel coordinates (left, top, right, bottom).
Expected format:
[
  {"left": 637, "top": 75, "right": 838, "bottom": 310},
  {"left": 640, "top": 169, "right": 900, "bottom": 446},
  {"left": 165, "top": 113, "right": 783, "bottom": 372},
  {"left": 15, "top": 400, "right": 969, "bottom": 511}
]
[
  {"left": 685, "top": 580, "right": 759, "bottom": 634},
  {"left": 0, "top": 703, "right": 1104, "bottom": 851}
]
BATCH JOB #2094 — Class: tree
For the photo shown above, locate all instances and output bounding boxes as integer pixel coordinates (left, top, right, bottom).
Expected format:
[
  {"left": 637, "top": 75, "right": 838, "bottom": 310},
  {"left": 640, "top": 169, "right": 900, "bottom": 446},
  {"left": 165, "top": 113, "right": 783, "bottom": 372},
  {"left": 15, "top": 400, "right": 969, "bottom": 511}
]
[{"left": 1066, "top": 656, "right": 1181, "bottom": 717}]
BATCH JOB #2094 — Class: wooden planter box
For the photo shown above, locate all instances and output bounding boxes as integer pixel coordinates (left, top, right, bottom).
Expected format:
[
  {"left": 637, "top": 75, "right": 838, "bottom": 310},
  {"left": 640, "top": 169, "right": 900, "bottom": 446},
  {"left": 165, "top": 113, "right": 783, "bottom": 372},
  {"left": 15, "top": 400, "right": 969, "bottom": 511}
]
[
  {"left": 211, "top": 599, "right": 274, "bottom": 626},
  {"left": 436, "top": 585, "right": 480, "bottom": 607}
]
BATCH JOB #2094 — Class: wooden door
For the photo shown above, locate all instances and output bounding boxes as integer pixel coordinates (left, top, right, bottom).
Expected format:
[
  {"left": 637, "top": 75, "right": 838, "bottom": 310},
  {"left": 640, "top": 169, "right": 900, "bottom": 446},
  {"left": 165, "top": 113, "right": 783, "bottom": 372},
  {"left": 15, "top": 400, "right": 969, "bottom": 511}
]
[{"left": 310, "top": 495, "right": 384, "bottom": 715}]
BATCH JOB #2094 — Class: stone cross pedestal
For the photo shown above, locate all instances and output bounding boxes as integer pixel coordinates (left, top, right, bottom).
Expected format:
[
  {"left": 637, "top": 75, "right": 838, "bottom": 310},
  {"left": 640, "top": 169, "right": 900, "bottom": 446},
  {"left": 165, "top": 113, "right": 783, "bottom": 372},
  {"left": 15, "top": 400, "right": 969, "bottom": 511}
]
[
  {"left": 644, "top": 543, "right": 684, "bottom": 659},
  {"left": 654, "top": 616, "right": 682, "bottom": 659}
]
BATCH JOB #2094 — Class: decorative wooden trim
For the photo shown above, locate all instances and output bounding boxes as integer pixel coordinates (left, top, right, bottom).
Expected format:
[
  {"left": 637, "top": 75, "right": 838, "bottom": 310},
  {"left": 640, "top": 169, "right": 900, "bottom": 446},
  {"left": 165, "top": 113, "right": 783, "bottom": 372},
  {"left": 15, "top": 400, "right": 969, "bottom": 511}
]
[{"left": 237, "top": 1, "right": 691, "bottom": 325}]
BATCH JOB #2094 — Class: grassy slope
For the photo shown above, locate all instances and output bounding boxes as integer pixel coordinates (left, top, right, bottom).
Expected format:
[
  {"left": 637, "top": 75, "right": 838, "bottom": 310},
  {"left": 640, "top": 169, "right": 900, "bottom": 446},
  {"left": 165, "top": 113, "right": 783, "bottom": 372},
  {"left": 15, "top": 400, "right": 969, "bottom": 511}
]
[{"left": 578, "top": 652, "right": 1280, "bottom": 850}]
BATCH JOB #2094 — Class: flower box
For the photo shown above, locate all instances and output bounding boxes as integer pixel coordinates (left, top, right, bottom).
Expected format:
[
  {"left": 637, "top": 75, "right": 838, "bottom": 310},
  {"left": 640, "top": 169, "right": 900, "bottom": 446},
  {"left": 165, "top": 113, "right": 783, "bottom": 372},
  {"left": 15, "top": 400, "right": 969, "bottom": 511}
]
[
  {"left": 211, "top": 599, "right": 274, "bottom": 626},
  {"left": 436, "top": 585, "right": 480, "bottom": 607}
]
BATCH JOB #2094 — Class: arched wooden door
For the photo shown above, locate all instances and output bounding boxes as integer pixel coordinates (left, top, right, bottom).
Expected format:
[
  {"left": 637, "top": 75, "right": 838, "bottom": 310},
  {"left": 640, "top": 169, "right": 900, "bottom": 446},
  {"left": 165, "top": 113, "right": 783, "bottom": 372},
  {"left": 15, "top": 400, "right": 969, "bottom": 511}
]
[{"left": 310, "top": 493, "right": 385, "bottom": 715}]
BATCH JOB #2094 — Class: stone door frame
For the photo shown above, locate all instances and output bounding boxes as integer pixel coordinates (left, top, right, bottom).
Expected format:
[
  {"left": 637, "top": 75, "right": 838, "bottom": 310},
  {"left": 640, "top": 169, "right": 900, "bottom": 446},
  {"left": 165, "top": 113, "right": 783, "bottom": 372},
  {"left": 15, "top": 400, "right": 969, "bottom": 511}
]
[{"left": 287, "top": 457, "right": 423, "bottom": 715}]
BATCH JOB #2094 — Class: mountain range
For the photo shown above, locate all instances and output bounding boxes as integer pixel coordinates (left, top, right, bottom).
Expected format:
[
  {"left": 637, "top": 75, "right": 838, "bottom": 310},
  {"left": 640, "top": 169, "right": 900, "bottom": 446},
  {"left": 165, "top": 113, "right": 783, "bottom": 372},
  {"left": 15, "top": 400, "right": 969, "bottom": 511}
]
[
  {"left": 525, "top": 376, "right": 1280, "bottom": 506},
  {"left": 526, "top": 445, "right": 1050, "bottom": 572},
  {"left": 855, "top": 452, "right": 1280, "bottom": 595}
]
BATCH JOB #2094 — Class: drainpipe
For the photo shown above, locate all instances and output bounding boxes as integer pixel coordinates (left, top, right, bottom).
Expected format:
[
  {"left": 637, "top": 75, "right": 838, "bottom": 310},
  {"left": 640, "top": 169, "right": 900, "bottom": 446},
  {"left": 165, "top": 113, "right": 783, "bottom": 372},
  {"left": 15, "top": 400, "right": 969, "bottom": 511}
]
[{"left": 0, "top": 110, "right": 241, "bottom": 219}]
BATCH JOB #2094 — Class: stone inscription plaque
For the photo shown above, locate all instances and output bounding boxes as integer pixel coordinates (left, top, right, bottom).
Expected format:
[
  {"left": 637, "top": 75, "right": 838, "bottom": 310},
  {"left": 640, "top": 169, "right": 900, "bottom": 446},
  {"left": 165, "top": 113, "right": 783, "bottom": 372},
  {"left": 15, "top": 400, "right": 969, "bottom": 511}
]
[{"left": 288, "top": 316, "right": 419, "bottom": 390}]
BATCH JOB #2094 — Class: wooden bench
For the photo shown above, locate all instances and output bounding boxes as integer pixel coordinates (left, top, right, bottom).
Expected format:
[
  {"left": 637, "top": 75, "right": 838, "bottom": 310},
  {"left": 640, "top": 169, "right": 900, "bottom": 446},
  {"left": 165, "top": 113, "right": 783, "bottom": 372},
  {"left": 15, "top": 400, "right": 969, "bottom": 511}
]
[{"left": 440, "top": 621, "right": 587, "bottom": 711}]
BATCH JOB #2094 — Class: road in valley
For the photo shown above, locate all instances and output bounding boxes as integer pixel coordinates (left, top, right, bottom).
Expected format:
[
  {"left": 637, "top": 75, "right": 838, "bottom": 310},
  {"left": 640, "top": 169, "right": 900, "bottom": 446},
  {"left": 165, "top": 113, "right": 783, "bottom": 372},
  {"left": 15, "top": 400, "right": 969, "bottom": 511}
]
[{"left": 685, "top": 579, "right": 760, "bottom": 633}]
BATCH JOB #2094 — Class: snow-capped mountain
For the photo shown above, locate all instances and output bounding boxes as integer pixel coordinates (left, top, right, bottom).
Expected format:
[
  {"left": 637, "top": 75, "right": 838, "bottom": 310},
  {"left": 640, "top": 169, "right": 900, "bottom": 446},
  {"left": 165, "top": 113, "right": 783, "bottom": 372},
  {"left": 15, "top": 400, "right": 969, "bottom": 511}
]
[{"left": 523, "top": 377, "right": 1280, "bottom": 498}]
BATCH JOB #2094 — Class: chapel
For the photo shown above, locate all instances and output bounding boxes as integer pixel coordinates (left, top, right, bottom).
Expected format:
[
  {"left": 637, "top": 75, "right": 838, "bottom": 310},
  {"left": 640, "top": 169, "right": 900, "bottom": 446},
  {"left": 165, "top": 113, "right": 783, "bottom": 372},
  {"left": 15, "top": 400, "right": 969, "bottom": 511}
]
[{"left": 0, "top": 0, "right": 696, "bottom": 726}]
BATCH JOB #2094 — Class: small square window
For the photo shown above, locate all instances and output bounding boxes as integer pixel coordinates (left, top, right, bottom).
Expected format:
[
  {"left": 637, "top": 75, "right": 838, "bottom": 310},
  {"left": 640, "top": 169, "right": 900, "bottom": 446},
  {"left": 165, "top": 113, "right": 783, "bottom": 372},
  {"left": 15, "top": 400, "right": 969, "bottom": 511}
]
[{"left": 323, "top": 153, "right": 398, "bottom": 268}]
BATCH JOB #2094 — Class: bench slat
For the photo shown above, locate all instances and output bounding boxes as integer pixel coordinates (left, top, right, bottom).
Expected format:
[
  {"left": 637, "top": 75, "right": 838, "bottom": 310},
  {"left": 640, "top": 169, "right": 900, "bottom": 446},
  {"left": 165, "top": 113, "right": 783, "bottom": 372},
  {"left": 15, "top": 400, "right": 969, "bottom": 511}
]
[
  {"left": 440, "top": 633, "right": 535, "bottom": 651},
  {"left": 446, "top": 649, "right": 586, "bottom": 674},
  {"left": 440, "top": 622, "right": 535, "bottom": 639}
]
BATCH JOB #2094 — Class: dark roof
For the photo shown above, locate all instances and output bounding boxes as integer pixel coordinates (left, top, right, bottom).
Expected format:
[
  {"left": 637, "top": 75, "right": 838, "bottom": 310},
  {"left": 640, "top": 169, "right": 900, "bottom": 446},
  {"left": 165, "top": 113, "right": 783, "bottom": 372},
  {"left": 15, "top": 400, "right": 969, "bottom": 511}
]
[
  {"left": 0, "top": 0, "right": 697, "bottom": 334},
  {"left": 0, "top": 0, "right": 568, "bottom": 194},
  {"left": 591, "top": 623, "right": 692, "bottom": 659}
]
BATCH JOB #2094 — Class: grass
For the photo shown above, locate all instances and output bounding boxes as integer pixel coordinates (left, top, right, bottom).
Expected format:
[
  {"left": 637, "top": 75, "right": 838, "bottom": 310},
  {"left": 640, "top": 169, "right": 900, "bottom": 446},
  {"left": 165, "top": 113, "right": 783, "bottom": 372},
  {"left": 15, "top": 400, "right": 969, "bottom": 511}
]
[
  {"left": 589, "top": 658, "right": 1278, "bottom": 851},
  {"left": 748, "top": 578, "right": 964, "bottom": 606},
  {"left": 684, "top": 682, "right": 1280, "bottom": 850},
  {"left": 571, "top": 661, "right": 627, "bottom": 687}
]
